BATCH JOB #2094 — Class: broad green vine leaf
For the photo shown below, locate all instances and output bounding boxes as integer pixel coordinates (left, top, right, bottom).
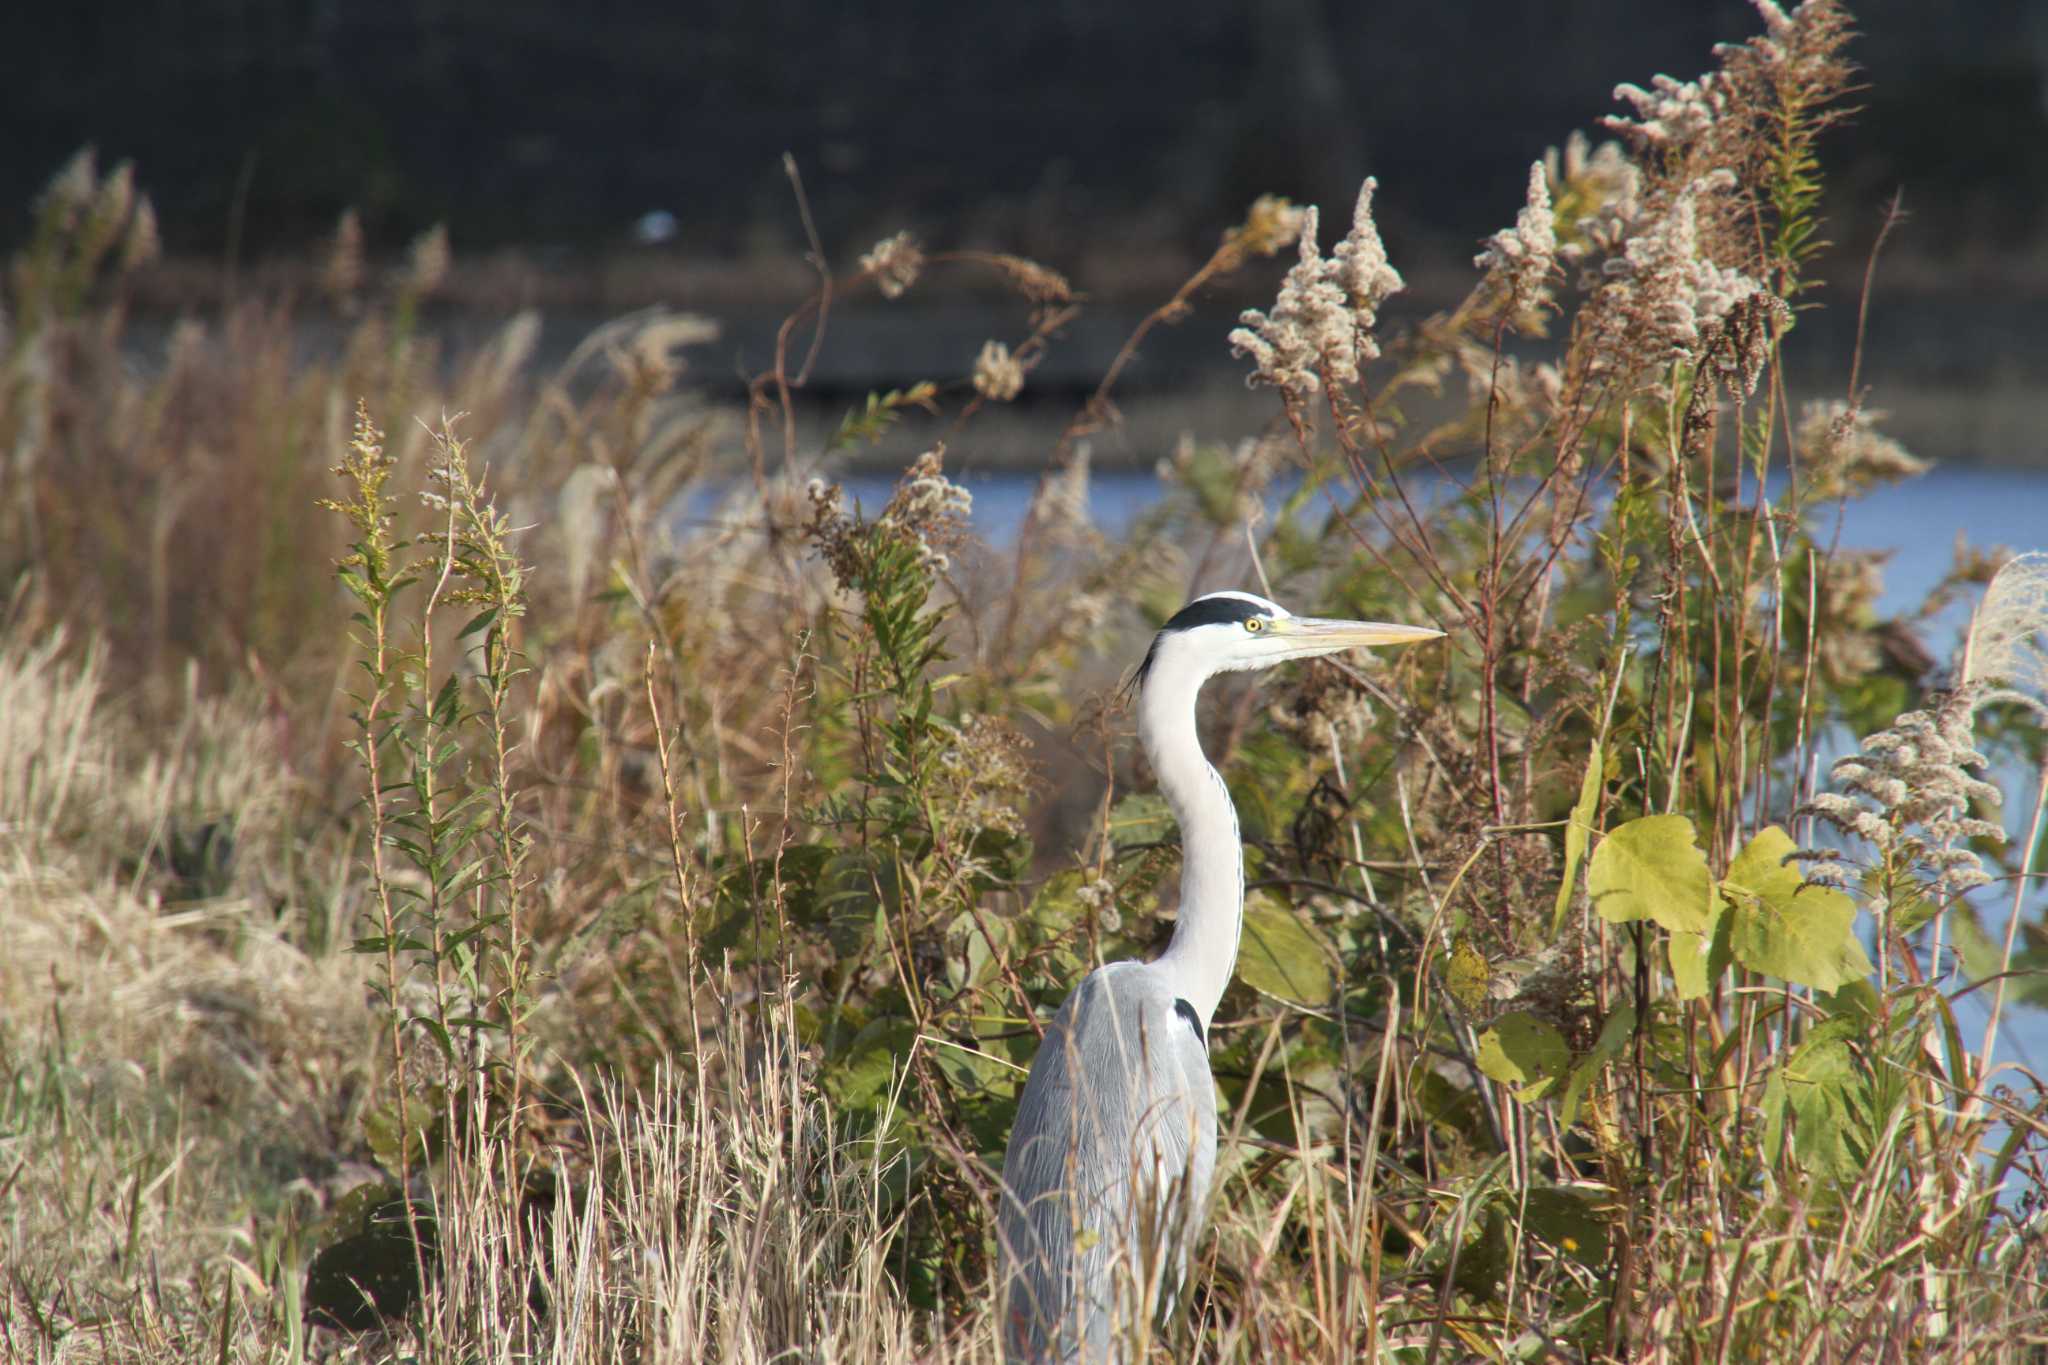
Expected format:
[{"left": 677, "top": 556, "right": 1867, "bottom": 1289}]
[
  {"left": 1586, "top": 815, "right": 1713, "bottom": 933},
  {"left": 1476, "top": 1010, "right": 1570, "bottom": 1100},
  {"left": 1552, "top": 742, "right": 1604, "bottom": 936},
  {"left": 1668, "top": 896, "right": 1734, "bottom": 1000},
  {"left": 305, "top": 1184, "right": 437, "bottom": 1330},
  {"left": 1778, "top": 1016, "right": 1872, "bottom": 1183},
  {"left": 1724, "top": 825, "right": 1873, "bottom": 992},
  {"left": 1761, "top": 1066, "right": 1789, "bottom": 1165},
  {"left": 1107, "top": 793, "right": 1174, "bottom": 850},
  {"left": 1524, "top": 1186, "right": 1612, "bottom": 1265},
  {"left": 1559, "top": 1004, "right": 1635, "bottom": 1127},
  {"left": 1238, "top": 895, "right": 1335, "bottom": 1006},
  {"left": 829, "top": 1018, "right": 917, "bottom": 1112}
]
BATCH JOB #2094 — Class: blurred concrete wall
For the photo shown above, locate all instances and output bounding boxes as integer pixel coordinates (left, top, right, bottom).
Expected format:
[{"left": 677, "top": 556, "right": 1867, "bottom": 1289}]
[{"left": 4, "top": 0, "right": 2041, "bottom": 261}]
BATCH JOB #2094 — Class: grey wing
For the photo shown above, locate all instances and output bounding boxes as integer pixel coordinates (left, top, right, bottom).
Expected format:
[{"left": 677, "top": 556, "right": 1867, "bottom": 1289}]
[{"left": 996, "top": 963, "right": 1218, "bottom": 1363}]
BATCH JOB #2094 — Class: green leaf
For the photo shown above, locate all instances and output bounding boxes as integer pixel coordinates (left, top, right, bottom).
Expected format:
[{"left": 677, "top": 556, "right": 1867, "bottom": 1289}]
[
  {"left": 1475, "top": 1010, "right": 1570, "bottom": 1100},
  {"left": 828, "top": 1018, "right": 917, "bottom": 1113},
  {"left": 1778, "top": 1017, "right": 1871, "bottom": 1183},
  {"left": 1237, "top": 895, "right": 1335, "bottom": 1007},
  {"left": 410, "top": 1014, "right": 454, "bottom": 1064},
  {"left": 1587, "top": 814, "right": 1713, "bottom": 933},
  {"left": 1668, "top": 895, "right": 1734, "bottom": 1000},
  {"left": 431, "top": 672, "right": 462, "bottom": 726},
  {"left": 1524, "top": 1186, "right": 1611, "bottom": 1266},
  {"left": 1762, "top": 1066, "right": 1789, "bottom": 1165},
  {"left": 1552, "top": 742, "right": 1602, "bottom": 936},
  {"left": 1559, "top": 1005, "right": 1634, "bottom": 1127},
  {"left": 1107, "top": 793, "right": 1174, "bottom": 850},
  {"left": 1723, "top": 825, "right": 1873, "bottom": 992},
  {"left": 1443, "top": 938, "right": 1491, "bottom": 1011},
  {"left": 304, "top": 1186, "right": 436, "bottom": 1331}
]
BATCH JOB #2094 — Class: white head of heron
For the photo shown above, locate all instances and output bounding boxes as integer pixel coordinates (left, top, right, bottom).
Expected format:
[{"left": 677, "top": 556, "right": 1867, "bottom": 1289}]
[{"left": 1134, "top": 589, "right": 1442, "bottom": 686}]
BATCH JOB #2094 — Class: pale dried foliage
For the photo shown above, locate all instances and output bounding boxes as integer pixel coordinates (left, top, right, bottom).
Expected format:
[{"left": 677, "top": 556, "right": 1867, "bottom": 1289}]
[
  {"left": 0, "top": 636, "right": 376, "bottom": 1355},
  {"left": 1229, "top": 178, "right": 1403, "bottom": 401},
  {"left": 1798, "top": 399, "right": 1931, "bottom": 498},
  {"left": 971, "top": 338, "right": 1025, "bottom": 402},
  {"left": 860, "top": 230, "right": 925, "bottom": 299},
  {"left": 1475, "top": 161, "right": 1558, "bottom": 314},
  {"left": 411, "top": 995, "right": 948, "bottom": 1365},
  {"left": 1964, "top": 551, "right": 2048, "bottom": 701}
]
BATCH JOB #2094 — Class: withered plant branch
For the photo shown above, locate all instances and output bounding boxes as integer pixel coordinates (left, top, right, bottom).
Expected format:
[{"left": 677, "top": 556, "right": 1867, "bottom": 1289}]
[{"left": 782, "top": 154, "right": 833, "bottom": 389}]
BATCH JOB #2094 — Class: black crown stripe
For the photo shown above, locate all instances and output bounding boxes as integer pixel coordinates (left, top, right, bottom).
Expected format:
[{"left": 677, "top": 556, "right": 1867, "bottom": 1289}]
[{"left": 1162, "top": 596, "right": 1272, "bottom": 632}]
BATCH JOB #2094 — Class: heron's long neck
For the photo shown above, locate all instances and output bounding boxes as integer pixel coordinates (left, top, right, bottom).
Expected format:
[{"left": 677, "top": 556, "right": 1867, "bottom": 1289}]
[{"left": 1138, "top": 667, "right": 1242, "bottom": 1028}]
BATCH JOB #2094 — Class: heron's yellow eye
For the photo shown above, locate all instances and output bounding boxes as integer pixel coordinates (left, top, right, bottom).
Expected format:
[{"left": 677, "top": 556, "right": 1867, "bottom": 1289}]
[{"left": 1244, "top": 618, "right": 1265, "bottom": 633}]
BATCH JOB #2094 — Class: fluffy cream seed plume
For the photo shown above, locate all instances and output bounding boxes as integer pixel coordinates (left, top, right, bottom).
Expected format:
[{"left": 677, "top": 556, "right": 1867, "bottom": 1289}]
[
  {"left": 972, "top": 339, "right": 1024, "bottom": 402},
  {"left": 1802, "top": 688, "right": 2006, "bottom": 900},
  {"left": 1229, "top": 204, "right": 1349, "bottom": 399},
  {"left": 406, "top": 224, "right": 450, "bottom": 297},
  {"left": 1795, "top": 401, "right": 1930, "bottom": 498},
  {"left": 1330, "top": 176, "right": 1404, "bottom": 351},
  {"left": 1605, "top": 71, "right": 1728, "bottom": 149},
  {"left": 861, "top": 231, "right": 924, "bottom": 299},
  {"left": 1476, "top": 162, "right": 1557, "bottom": 310},
  {"left": 1229, "top": 178, "right": 1403, "bottom": 400},
  {"left": 1585, "top": 178, "right": 1765, "bottom": 375},
  {"left": 1964, "top": 552, "right": 2048, "bottom": 704},
  {"left": 1803, "top": 549, "right": 2048, "bottom": 902}
]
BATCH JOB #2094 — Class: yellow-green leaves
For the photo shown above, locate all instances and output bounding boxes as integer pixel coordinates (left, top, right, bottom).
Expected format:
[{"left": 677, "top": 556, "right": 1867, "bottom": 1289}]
[
  {"left": 1475, "top": 1010, "right": 1570, "bottom": 1099},
  {"left": 1587, "top": 814, "right": 1714, "bottom": 933},
  {"left": 1585, "top": 819, "right": 1872, "bottom": 998},
  {"left": 1668, "top": 898, "right": 1733, "bottom": 1000},
  {"left": 1444, "top": 938, "right": 1492, "bottom": 1011},
  {"left": 1238, "top": 895, "right": 1336, "bottom": 1006},
  {"left": 1761, "top": 1016, "right": 1871, "bottom": 1182},
  {"left": 1724, "top": 825, "right": 1874, "bottom": 993},
  {"left": 1559, "top": 1006, "right": 1635, "bottom": 1126},
  {"left": 1552, "top": 742, "right": 1604, "bottom": 936}
]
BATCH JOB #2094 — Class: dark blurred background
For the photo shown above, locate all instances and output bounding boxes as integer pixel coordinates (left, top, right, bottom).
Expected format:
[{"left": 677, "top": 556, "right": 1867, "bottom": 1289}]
[
  {"left": 6, "top": 0, "right": 2047, "bottom": 457},
  {"left": 10, "top": 0, "right": 2046, "bottom": 268}
]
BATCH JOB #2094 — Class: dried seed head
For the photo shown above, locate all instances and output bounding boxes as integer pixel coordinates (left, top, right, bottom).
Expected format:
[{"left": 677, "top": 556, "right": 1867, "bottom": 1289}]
[
  {"left": 1330, "top": 177, "right": 1405, "bottom": 346},
  {"left": 1800, "top": 686, "right": 2005, "bottom": 903},
  {"left": 1605, "top": 72, "right": 1729, "bottom": 151},
  {"left": 1228, "top": 195, "right": 1310, "bottom": 259},
  {"left": 1796, "top": 401, "right": 1930, "bottom": 499},
  {"left": 971, "top": 339, "right": 1025, "bottom": 402},
  {"left": 1230, "top": 179, "right": 1403, "bottom": 400},
  {"left": 988, "top": 254, "right": 1075, "bottom": 306},
  {"left": 861, "top": 231, "right": 925, "bottom": 299},
  {"left": 407, "top": 224, "right": 450, "bottom": 298},
  {"left": 120, "top": 195, "right": 159, "bottom": 272},
  {"left": 42, "top": 147, "right": 98, "bottom": 230},
  {"left": 1027, "top": 444, "right": 1093, "bottom": 540},
  {"left": 1580, "top": 179, "right": 1766, "bottom": 382},
  {"left": 325, "top": 210, "right": 366, "bottom": 305},
  {"left": 1963, "top": 552, "right": 2048, "bottom": 702},
  {"left": 1476, "top": 162, "right": 1558, "bottom": 313}
]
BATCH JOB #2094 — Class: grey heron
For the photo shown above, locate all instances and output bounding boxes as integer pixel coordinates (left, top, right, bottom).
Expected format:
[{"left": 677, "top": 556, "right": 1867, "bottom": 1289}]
[{"left": 996, "top": 590, "right": 1441, "bottom": 1361}]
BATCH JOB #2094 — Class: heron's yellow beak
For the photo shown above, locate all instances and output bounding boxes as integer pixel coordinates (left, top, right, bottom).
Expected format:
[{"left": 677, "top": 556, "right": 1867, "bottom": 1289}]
[{"left": 1276, "top": 617, "right": 1444, "bottom": 652}]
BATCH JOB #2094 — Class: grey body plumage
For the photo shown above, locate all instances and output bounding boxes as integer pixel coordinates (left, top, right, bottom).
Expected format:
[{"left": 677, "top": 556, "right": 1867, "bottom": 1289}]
[
  {"left": 995, "top": 592, "right": 1440, "bottom": 1362},
  {"left": 997, "top": 961, "right": 1215, "bottom": 1361}
]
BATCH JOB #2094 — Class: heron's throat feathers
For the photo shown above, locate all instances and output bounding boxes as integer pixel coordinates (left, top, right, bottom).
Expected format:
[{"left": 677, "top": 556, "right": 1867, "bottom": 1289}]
[{"left": 1137, "top": 664, "right": 1245, "bottom": 1030}]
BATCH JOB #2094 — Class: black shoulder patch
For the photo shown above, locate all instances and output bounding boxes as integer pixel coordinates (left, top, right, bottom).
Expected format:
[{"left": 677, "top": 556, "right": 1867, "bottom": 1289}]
[
  {"left": 1162, "top": 595, "right": 1270, "bottom": 632},
  {"left": 1173, "top": 998, "right": 1205, "bottom": 1048}
]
